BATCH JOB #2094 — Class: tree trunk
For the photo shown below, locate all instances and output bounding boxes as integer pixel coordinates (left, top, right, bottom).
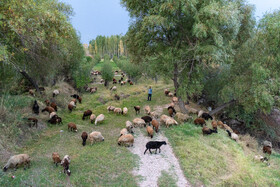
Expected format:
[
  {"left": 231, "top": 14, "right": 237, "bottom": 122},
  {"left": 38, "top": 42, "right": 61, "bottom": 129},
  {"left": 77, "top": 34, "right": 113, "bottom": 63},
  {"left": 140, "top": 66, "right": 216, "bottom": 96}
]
[
  {"left": 20, "top": 70, "right": 40, "bottom": 93},
  {"left": 209, "top": 99, "right": 236, "bottom": 116}
]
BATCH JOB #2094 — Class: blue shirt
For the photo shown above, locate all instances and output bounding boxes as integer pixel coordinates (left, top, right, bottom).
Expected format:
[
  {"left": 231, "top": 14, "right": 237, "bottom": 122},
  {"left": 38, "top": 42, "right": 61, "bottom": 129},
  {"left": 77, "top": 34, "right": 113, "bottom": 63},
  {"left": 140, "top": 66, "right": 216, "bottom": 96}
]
[{"left": 148, "top": 88, "right": 152, "bottom": 94}]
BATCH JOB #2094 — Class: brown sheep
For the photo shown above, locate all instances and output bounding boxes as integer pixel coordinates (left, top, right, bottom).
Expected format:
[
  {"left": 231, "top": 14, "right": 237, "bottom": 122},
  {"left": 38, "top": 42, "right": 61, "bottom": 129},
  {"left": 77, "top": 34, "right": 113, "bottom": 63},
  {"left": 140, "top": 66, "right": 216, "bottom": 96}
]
[
  {"left": 71, "top": 99, "right": 77, "bottom": 105},
  {"left": 52, "top": 152, "right": 61, "bottom": 166},
  {"left": 134, "top": 106, "right": 141, "bottom": 115},
  {"left": 217, "top": 121, "right": 224, "bottom": 129},
  {"left": 165, "top": 90, "right": 170, "bottom": 96},
  {"left": 68, "top": 104, "right": 74, "bottom": 112},
  {"left": 45, "top": 99, "right": 50, "bottom": 106},
  {"left": 211, "top": 121, "right": 218, "bottom": 130},
  {"left": 202, "top": 126, "right": 217, "bottom": 135},
  {"left": 90, "top": 114, "right": 96, "bottom": 124},
  {"left": 263, "top": 146, "right": 272, "bottom": 155},
  {"left": 114, "top": 108, "right": 122, "bottom": 115},
  {"left": 68, "top": 123, "right": 77, "bottom": 132},
  {"left": 78, "top": 96, "right": 82, "bottom": 103},
  {"left": 42, "top": 106, "right": 55, "bottom": 114},
  {"left": 118, "top": 134, "right": 134, "bottom": 147},
  {"left": 114, "top": 94, "right": 120, "bottom": 100},
  {"left": 168, "top": 106, "right": 176, "bottom": 117},
  {"left": 151, "top": 119, "right": 159, "bottom": 133},
  {"left": 81, "top": 132, "right": 88, "bottom": 146},
  {"left": 50, "top": 102, "right": 57, "bottom": 112},
  {"left": 147, "top": 126, "right": 154, "bottom": 138},
  {"left": 194, "top": 118, "right": 206, "bottom": 126},
  {"left": 27, "top": 117, "right": 38, "bottom": 128},
  {"left": 82, "top": 110, "right": 92, "bottom": 120}
]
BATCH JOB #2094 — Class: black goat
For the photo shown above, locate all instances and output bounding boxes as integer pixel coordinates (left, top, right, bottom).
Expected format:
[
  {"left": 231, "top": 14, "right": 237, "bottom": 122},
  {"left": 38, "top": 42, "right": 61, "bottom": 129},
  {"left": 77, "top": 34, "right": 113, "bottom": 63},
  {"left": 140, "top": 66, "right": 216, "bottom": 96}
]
[
  {"left": 144, "top": 141, "right": 167, "bottom": 154},
  {"left": 32, "top": 100, "right": 39, "bottom": 115}
]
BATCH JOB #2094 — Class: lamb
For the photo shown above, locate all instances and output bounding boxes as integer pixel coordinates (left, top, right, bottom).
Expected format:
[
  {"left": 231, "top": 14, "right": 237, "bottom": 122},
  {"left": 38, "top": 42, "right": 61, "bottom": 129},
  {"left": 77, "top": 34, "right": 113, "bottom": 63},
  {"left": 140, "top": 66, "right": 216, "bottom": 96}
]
[
  {"left": 165, "top": 118, "right": 178, "bottom": 128},
  {"left": 27, "top": 117, "right": 38, "bottom": 128},
  {"left": 134, "top": 106, "right": 141, "bottom": 115},
  {"left": 120, "top": 128, "right": 128, "bottom": 136},
  {"left": 52, "top": 152, "right": 61, "bottom": 166},
  {"left": 52, "top": 89, "right": 60, "bottom": 97},
  {"left": 141, "top": 116, "right": 153, "bottom": 126},
  {"left": 114, "top": 94, "right": 120, "bottom": 100},
  {"left": 95, "top": 114, "right": 105, "bottom": 125},
  {"left": 144, "top": 141, "right": 166, "bottom": 154},
  {"left": 211, "top": 121, "right": 218, "bottom": 130},
  {"left": 3, "top": 154, "right": 30, "bottom": 172},
  {"left": 90, "top": 114, "right": 96, "bottom": 124},
  {"left": 226, "top": 130, "right": 239, "bottom": 141},
  {"left": 50, "top": 112, "right": 57, "bottom": 119},
  {"left": 133, "top": 118, "right": 146, "bottom": 127},
  {"left": 202, "top": 126, "right": 217, "bottom": 135},
  {"left": 167, "top": 106, "right": 176, "bottom": 117},
  {"left": 114, "top": 108, "right": 122, "bottom": 115},
  {"left": 68, "top": 123, "right": 78, "bottom": 132},
  {"left": 110, "top": 86, "right": 117, "bottom": 91},
  {"left": 263, "top": 146, "right": 272, "bottom": 155},
  {"left": 42, "top": 106, "right": 55, "bottom": 114},
  {"left": 147, "top": 126, "right": 154, "bottom": 138},
  {"left": 194, "top": 118, "right": 206, "bottom": 126},
  {"left": 107, "top": 106, "right": 115, "bottom": 112},
  {"left": 151, "top": 119, "right": 159, "bottom": 133},
  {"left": 32, "top": 100, "right": 39, "bottom": 115},
  {"left": 81, "top": 132, "right": 88, "bottom": 146},
  {"left": 61, "top": 155, "right": 71, "bottom": 176},
  {"left": 122, "top": 107, "right": 128, "bottom": 115},
  {"left": 82, "top": 110, "right": 92, "bottom": 120},
  {"left": 144, "top": 105, "right": 151, "bottom": 115},
  {"left": 201, "top": 113, "right": 213, "bottom": 120},
  {"left": 118, "top": 134, "right": 134, "bottom": 147},
  {"left": 68, "top": 104, "right": 74, "bottom": 112},
  {"left": 175, "top": 112, "right": 192, "bottom": 123},
  {"left": 89, "top": 131, "right": 104, "bottom": 145},
  {"left": 126, "top": 121, "right": 134, "bottom": 133}
]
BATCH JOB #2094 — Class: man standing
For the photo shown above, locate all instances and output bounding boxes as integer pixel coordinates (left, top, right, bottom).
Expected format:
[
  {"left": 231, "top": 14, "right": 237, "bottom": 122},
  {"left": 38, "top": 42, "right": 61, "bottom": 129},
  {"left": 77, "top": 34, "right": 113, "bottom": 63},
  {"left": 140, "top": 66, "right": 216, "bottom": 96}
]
[{"left": 147, "top": 86, "right": 152, "bottom": 101}]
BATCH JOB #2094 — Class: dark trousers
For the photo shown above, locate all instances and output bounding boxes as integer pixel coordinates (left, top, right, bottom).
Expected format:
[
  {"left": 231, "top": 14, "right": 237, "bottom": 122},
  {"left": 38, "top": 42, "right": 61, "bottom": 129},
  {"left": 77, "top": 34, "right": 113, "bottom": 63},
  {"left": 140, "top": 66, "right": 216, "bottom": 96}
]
[{"left": 148, "top": 94, "right": 152, "bottom": 101}]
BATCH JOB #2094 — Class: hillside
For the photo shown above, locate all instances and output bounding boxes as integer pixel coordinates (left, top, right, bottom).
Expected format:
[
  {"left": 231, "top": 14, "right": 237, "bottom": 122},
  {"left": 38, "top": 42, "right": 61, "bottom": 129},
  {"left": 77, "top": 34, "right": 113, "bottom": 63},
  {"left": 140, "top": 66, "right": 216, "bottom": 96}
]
[{"left": 0, "top": 76, "right": 279, "bottom": 187}]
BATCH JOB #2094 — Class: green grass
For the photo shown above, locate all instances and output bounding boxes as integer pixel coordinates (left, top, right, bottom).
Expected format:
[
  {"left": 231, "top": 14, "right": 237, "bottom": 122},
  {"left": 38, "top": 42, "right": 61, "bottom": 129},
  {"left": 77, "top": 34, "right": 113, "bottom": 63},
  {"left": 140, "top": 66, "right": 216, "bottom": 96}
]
[
  {"left": 94, "top": 61, "right": 120, "bottom": 71},
  {"left": 164, "top": 123, "right": 280, "bottom": 186},
  {"left": 157, "top": 170, "right": 177, "bottom": 187}
]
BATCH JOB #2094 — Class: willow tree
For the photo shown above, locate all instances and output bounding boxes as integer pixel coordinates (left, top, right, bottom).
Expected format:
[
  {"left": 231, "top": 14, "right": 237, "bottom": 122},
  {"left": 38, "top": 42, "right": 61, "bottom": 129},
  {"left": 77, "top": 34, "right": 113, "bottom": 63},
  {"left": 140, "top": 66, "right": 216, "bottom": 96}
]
[{"left": 122, "top": 0, "right": 254, "bottom": 113}]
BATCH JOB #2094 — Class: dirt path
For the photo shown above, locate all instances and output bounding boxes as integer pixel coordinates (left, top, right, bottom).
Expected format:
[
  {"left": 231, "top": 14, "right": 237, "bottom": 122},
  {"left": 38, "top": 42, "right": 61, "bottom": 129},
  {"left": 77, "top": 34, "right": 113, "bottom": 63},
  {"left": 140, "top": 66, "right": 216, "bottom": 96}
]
[{"left": 129, "top": 128, "right": 191, "bottom": 187}]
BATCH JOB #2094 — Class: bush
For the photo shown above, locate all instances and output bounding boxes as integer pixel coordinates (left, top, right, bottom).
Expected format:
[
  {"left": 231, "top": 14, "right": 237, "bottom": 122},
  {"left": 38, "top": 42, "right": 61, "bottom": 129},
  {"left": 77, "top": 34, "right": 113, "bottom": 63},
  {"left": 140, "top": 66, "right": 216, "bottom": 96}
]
[
  {"left": 101, "top": 62, "right": 114, "bottom": 87},
  {"left": 72, "top": 58, "right": 93, "bottom": 90}
]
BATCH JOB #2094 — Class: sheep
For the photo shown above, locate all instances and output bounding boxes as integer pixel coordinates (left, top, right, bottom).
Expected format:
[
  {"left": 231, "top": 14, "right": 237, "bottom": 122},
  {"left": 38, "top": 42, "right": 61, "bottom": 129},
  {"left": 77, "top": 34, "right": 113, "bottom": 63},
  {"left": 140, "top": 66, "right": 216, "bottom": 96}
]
[
  {"left": 130, "top": 81, "right": 133, "bottom": 85},
  {"left": 27, "top": 117, "right": 38, "bottom": 128},
  {"left": 81, "top": 132, "right": 88, "bottom": 146},
  {"left": 110, "top": 86, "right": 117, "bottom": 91},
  {"left": 52, "top": 152, "right": 61, "bottom": 167},
  {"left": 254, "top": 155, "right": 269, "bottom": 163},
  {"left": 50, "top": 112, "right": 57, "bottom": 119},
  {"left": 165, "top": 118, "right": 178, "bottom": 128},
  {"left": 160, "top": 115, "right": 170, "bottom": 125},
  {"left": 150, "top": 111, "right": 159, "bottom": 119},
  {"left": 32, "top": 100, "right": 39, "bottom": 115},
  {"left": 68, "top": 104, "right": 74, "bottom": 112},
  {"left": 151, "top": 119, "right": 159, "bottom": 133},
  {"left": 263, "top": 146, "right": 272, "bottom": 155},
  {"left": 3, "top": 154, "right": 30, "bottom": 172},
  {"left": 198, "top": 110, "right": 204, "bottom": 118},
  {"left": 175, "top": 112, "right": 192, "bottom": 123},
  {"left": 201, "top": 113, "right": 213, "bottom": 120},
  {"left": 223, "top": 123, "right": 233, "bottom": 132},
  {"left": 107, "top": 106, "right": 115, "bottom": 112},
  {"left": 217, "top": 121, "right": 225, "bottom": 129},
  {"left": 133, "top": 118, "right": 146, "bottom": 127},
  {"left": 114, "top": 108, "right": 122, "bottom": 115},
  {"left": 89, "top": 131, "right": 104, "bottom": 145},
  {"left": 52, "top": 89, "right": 59, "bottom": 97},
  {"left": 168, "top": 92, "right": 174, "bottom": 97},
  {"left": 90, "top": 88, "right": 97, "bottom": 94},
  {"left": 95, "top": 114, "right": 105, "bottom": 125},
  {"left": 90, "top": 114, "right": 96, "bottom": 124},
  {"left": 69, "top": 101, "right": 76, "bottom": 107},
  {"left": 187, "top": 107, "right": 198, "bottom": 115},
  {"left": 114, "top": 94, "right": 120, "bottom": 100},
  {"left": 118, "top": 134, "right": 134, "bottom": 147},
  {"left": 122, "top": 107, "right": 128, "bottom": 115},
  {"left": 45, "top": 99, "right": 50, "bottom": 106},
  {"left": 147, "top": 126, "right": 154, "bottom": 138},
  {"left": 202, "top": 126, "right": 217, "bottom": 135},
  {"left": 226, "top": 130, "right": 239, "bottom": 141},
  {"left": 82, "top": 110, "right": 92, "bottom": 120},
  {"left": 70, "top": 94, "right": 80, "bottom": 99},
  {"left": 141, "top": 116, "right": 153, "bottom": 126},
  {"left": 48, "top": 115, "right": 63, "bottom": 125},
  {"left": 144, "top": 141, "right": 166, "bottom": 154},
  {"left": 126, "top": 121, "right": 134, "bottom": 133},
  {"left": 144, "top": 105, "right": 151, "bottom": 115},
  {"left": 172, "top": 97, "right": 178, "bottom": 103},
  {"left": 167, "top": 106, "right": 176, "bottom": 117},
  {"left": 164, "top": 90, "right": 170, "bottom": 96},
  {"left": 42, "top": 106, "right": 55, "bottom": 114},
  {"left": 120, "top": 128, "right": 128, "bottom": 136},
  {"left": 211, "top": 121, "right": 218, "bottom": 130},
  {"left": 68, "top": 123, "right": 78, "bottom": 132},
  {"left": 194, "top": 118, "right": 206, "bottom": 126},
  {"left": 263, "top": 140, "right": 272, "bottom": 148},
  {"left": 50, "top": 102, "right": 57, "bottom": 112},
  {"left": 78, "top": 96, "right": 82, "bottom": 103},
  {"left": 134, "top": 106, "right": 141, "bottom": 115},
  {"left": 61, "top": 155, "right": 71, "bottom": 176},
  {"left": 29, "top": 89, "right": 35, "bottom": 96}
]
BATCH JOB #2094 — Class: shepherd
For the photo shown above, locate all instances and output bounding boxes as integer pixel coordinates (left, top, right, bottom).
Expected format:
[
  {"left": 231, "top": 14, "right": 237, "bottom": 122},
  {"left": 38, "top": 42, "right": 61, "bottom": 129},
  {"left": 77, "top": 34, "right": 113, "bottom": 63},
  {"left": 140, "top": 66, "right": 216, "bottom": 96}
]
[{"left": 147, "top": 86, "right": 152, "bottom": 101}]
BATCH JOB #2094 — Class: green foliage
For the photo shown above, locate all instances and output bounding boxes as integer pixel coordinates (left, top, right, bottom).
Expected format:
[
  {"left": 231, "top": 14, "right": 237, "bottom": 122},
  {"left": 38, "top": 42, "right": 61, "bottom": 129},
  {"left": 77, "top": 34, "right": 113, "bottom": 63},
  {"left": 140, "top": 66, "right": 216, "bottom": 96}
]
[
  {"left": 101, "top": 62, "right": 114, "bottom": 85},
  {"left": 116, "top": 58, "right": 142, "bottom": 82},
  {"left": 104, "top": 54, "right": 110, "bottom": 61},
  {"left": 72, "top": 58, "right": 93, "bottom": 89},
  {"left": 93, "top": 54, "right": 101, "bottom": 64}
]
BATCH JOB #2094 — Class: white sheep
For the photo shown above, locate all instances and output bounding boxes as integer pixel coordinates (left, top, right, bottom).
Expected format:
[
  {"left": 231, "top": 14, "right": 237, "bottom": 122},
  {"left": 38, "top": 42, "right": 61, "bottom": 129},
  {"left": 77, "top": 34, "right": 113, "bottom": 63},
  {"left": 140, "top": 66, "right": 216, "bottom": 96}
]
[
  {"left": 122, "top": 107, "right": 128, "bottom": 115},
  {"left": 133, "top": 118, "right": 146, "bottom": 127},
  {"left": 53, "top": 89, "right": 60, "bottom": 97},
  {"left": 107, "top": 106, "right": 115, "bottom": 112},
  {"left": 3, "top": 154, "right": 30, "bottom": 172},
  {"left": 126, "top": 121, "right": 133, "bottom": 133},
  {"left": 118, "top": 134, "right": 134, "bottom": 147},
  {"left": 111, "top": 86, "right": 117, "bottom": 91},
  {"left": 144, "top": 105, "right": 151, "bottom": 115},
  {"left": 95, "top": 114, "right": 105, "bottom": 125},
  {"left": 69, "top": 101, "right": 76, "bottom": 107},
  {"left": 160, "top": 115, "right": 170, "bottom": 125},
  {"left": 90, "top": 114, "right": 96, "bottom": 124},
  {"left": 120, "top": 128, "right": 128, "bottom": 136},
  {"left": 114, "top": 108, "right": 122, "bottom": 115},
  {"left": 89, "top": 131, "right": 104, "bottom": 145},
  {"left": 165, "top": 118, "right": 178, "bottom": 128},
  {"left": 50, "top": 112, "right": 57, "bottom": 119}
]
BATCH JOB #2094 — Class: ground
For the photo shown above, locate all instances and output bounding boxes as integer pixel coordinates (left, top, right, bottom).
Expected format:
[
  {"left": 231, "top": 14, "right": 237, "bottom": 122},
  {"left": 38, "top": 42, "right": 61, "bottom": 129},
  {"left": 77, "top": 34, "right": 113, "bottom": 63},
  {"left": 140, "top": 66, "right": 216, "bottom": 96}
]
[{"left": 0, "top": 76, "right": 279, "bottom": 187}]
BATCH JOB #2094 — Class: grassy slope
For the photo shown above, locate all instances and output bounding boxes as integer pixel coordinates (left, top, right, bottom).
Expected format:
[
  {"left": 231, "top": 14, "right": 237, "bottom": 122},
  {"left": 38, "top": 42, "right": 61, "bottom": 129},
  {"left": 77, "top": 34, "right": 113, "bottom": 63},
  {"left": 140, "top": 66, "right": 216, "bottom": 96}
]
[
  {"left": 94, "top": 61, "right": 120, "bottom": 71},
  {"left": 0, "top": 77, "right": 279, "bottom": 186}
]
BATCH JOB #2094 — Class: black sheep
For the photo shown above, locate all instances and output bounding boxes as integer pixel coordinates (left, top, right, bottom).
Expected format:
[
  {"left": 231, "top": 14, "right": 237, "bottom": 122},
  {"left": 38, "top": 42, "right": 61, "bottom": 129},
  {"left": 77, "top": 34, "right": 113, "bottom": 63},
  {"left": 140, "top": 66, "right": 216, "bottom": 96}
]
[
  {"left": 201, "top": 113, "right": 213, "bottom": 120},
  {"left": 32, "top": 100, "right": 39, "bottom": 115},
  {"left": 141, "top": 116, "right": 153, "bottom": 126},
  {"left": 134, "top": 106, "right": 140, "bottom": 115},
  {"left": 81, "top": 132, "right": 88, "bottom": 146},
  {"left": 48, "top": 115, "right": 63, "bottom": 125},
  {"left": 144, "top": 141, "right": 167, "bottom": 154},
  {"left": 71, "top": 94, "right": 80, "bottom": 99}
]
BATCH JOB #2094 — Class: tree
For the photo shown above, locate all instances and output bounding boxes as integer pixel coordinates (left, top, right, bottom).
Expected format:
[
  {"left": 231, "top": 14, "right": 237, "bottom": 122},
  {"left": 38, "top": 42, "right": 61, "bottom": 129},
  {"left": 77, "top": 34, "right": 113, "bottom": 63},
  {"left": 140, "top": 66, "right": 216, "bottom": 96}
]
[
  {"left": 122, "top": 0, "right": 254, "bottom": 113},
  {"left": 101, "top": 62, "right": 113, "bottom": 87}
]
